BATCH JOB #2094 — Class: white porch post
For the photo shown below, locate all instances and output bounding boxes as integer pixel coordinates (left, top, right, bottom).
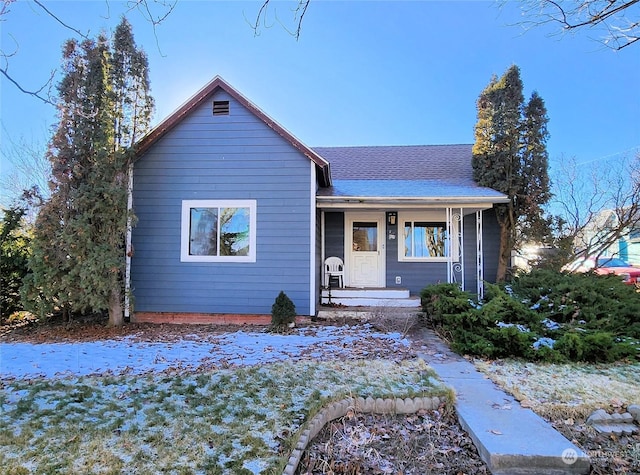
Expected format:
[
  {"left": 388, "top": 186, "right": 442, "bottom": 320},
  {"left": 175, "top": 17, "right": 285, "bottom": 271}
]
[
  {"left": 476, "top": 210, "right": 484, "bottom": 299},
  {"left": 446, "top": 208, "right": 452, "bottom": 284},
  {"left": 320, "top": 210, "right": 326, "bottom": 286},
  {"left": 310, "top": 163, "right": 317, "bottom": 316},
  {"left": 124, "top": 162, "right": 134, "bottom": 320},
  {"left": 446, "top": 208, "right": 464, "bottom": 289},
  {"left": 458, "top": 207, "right": 464, "bottom": 290}
]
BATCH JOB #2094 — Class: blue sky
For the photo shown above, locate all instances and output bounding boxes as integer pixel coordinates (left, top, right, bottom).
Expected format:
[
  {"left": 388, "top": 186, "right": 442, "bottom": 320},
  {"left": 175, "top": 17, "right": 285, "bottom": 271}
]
[{"left": 1, "top": 0, "right": 639, "bottom": 205}]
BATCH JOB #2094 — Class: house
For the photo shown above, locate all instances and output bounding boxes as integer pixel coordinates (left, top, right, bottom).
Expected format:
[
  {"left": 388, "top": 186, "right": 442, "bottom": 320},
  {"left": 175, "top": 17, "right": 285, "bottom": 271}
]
[
  {"left": 577, "top": 208, "right": 640, "bottom": 266},
  {"left": 128, "top": 76, "right": 509, "bottom": 323}
]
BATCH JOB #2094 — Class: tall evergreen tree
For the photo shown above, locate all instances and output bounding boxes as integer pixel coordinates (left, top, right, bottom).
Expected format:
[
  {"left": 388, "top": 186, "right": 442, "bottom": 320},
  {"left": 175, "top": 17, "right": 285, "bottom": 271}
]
[
  {"left": 110, "top": 18, "right": 154, "bottom": 149},
  {"left": 519, "top": 91, "right": 551, "bottom": 244},
  {"left": 472, "top": 65, "right": 550, "bottom": 281},
  {"left": 24, "top": 19, "right": 153, "bottom": 326}
]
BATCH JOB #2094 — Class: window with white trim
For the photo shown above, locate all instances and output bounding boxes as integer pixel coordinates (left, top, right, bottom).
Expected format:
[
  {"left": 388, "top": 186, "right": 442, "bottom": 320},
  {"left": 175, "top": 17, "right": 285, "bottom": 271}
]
[
  {"left": 398, "top": 212, "right": 459, "bottom": 262},
  {"left": 181, "top": 200, "right": 256, "bottom": 262}
]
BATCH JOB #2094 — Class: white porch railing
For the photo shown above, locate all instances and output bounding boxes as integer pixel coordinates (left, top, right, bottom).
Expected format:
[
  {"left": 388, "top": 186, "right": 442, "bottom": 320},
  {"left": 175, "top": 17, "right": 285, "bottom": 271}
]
[
  {"left": 446, "top": 207, "right": 464, "bottom": 289},
  {"left": 446, "top": 208, "right": 485, "bottom": 298}
]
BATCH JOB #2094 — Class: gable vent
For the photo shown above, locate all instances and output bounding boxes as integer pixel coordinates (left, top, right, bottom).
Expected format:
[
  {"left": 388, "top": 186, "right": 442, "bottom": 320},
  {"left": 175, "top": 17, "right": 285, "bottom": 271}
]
[{"left": 213, "top": 100, "right": 230, "bottom": 116}]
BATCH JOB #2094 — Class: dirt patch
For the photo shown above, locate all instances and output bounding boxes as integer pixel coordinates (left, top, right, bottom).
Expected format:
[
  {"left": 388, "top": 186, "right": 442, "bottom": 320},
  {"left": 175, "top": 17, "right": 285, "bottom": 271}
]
[
  {"left": 0, "top": 315, "right": 396, "bottom": 344},
  {"left": 297, "top": 405, "right": 488, "bottom": 475},
  {"left": 0, "top": 315, "right": 261, "bottom": 343}
]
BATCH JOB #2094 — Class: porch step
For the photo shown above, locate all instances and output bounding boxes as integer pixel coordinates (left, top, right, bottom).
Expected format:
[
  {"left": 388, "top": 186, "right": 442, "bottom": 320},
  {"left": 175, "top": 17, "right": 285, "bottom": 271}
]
[
  {"left": 317, "top": 305, "right": 423, "bottom": 321},
  {"left": 320, "top": 288, "right": 421, "bottom": 308},
  {"left": 323, "top": 288, "right": 411, "bottom": 299}
]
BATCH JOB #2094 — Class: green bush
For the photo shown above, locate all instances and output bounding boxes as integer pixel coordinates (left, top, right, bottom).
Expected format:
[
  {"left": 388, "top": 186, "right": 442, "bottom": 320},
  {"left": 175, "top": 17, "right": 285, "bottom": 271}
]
[
  {"left": 421, "top": 269, "right": 640, "bottom": 363},
  {"left": 271, "top": 291, "right": 296, "bottom": 331},
  {"left": 1, "top": 206, "right": 31, "bottom": 322},
  {"left": 420, "top": 283, "right": 473, "bottom": 325},
  {"left": 487, "top": 325, "right": 536, "bottom": 359},
  {"left": 450, "top": 331, "right": 496, "bottom": 358},
  {"left": 554, "top": 332, "right": 585, "bottom": 361},
  {"left": 511, "top": 269, "right": 640, "bottom": 336}
]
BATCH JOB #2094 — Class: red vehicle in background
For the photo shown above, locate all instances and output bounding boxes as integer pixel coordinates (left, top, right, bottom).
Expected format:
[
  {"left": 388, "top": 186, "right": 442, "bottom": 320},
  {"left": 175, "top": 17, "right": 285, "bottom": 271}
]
[{"left": 564, "top": 257, "right": 640, "bottom": 287}]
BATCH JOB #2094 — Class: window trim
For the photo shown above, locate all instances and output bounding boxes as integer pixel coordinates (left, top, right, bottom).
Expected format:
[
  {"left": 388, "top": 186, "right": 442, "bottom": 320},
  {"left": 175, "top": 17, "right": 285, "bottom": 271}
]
[
  {"left": 397, "top": 212, "right": 458, "bottom": 263},
  {"left": 180, "top": 199, "right": 257, "bottom": 263}
]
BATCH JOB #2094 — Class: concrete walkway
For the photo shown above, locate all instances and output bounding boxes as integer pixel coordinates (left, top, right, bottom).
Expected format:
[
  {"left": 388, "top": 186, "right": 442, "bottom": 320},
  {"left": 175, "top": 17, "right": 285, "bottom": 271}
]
[{"left": 418, "top": 328, "right": 591, "bottom": 475}]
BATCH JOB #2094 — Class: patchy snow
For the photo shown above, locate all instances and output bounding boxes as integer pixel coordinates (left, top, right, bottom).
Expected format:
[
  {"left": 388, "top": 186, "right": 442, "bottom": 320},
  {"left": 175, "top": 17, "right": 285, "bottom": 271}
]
[
  {"left": 0, "top": 324, "right": 411, "bottom": 380},
  {"left": 541, "top": 318, "right": 561, "bottom": 330},
  {"left": 532, "top": 337, "right": 556, "bottom": 349},
  {"left": 496, "top": 321, "right": 530, "bottom": 333}
]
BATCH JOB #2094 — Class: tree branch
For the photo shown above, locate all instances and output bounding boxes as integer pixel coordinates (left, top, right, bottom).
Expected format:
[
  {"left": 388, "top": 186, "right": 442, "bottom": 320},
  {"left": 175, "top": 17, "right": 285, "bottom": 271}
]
[
  {"left": 253, "top": 0, "right": 311, "bottom": 39},
  {"left": 515, "top": 0, "right": 640, "bottom": 50},
  {"left": 125, "top": 0, "right": 177, "bottom": 56},
  {"left": 33, "top": 0, "right": 90, "bottom": 40},
  {"left": 0, "top": 61, "right": 55, "bottom": 106},
  {"left": 2, "top": 0, "right": 176, "bottom": 104}
]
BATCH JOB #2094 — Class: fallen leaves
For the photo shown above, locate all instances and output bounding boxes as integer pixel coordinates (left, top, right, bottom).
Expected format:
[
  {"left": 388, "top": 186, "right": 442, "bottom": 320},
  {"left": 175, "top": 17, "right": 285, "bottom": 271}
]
[{"left": 299, "top": 409, "right": 489, "bottom": 475}]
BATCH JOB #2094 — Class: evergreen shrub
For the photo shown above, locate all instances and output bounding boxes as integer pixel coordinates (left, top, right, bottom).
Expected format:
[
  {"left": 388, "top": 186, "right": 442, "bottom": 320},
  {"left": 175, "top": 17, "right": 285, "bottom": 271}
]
[
  {"left": 421, "top": 269, "right": 640, "bottom": 363},
  {"left": 0, "top": 206, "right": 31, "bottom": 322},
  {"left": 271, "top": 291, "right": 296, "bottom": 331}
]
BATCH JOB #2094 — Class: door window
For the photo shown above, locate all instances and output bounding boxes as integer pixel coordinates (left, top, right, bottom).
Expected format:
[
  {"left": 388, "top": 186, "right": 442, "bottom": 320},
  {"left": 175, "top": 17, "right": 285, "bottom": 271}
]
[{"left": 353, "top": 222, "right": 378, "bottom": 251}]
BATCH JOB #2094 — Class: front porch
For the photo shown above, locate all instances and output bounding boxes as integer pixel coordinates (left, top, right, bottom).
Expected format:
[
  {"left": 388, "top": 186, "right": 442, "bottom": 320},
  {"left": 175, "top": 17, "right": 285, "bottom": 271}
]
[{"left": 318, "top": 207, "right": 499, "bottom": 303}]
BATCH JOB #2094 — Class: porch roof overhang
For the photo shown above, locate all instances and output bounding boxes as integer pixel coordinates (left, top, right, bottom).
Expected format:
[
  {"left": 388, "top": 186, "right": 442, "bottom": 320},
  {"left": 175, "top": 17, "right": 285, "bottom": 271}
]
[{"left": 316, "top": 179, "right": 510, "bottom": 209}]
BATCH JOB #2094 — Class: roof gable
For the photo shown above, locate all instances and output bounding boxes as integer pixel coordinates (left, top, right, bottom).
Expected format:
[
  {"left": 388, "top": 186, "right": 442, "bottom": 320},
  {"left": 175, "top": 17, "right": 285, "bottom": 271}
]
[{"left": 135, "top": 76, "right": 331, "bottom": 186}]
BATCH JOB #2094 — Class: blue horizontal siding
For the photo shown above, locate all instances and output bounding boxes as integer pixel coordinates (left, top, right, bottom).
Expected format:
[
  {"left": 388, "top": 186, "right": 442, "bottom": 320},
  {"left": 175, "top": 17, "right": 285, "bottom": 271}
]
[
  {"left": 132, "top": 90, "right": 313, "bottom": 315},
  {"left": 481, "top": 208, "right": 500, "bottom": 284},
  {"left": 324, "top": 212, "right": 345, "bottom": 261}
]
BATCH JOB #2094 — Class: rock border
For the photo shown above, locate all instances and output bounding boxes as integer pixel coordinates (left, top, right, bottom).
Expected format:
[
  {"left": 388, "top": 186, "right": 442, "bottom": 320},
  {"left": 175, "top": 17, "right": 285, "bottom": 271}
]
[
  {"left": 283, "top": 395, "right": 443, "bottom": 475},
  {"left": 586, "top": 405, "right": 640, "bottom": 435}
]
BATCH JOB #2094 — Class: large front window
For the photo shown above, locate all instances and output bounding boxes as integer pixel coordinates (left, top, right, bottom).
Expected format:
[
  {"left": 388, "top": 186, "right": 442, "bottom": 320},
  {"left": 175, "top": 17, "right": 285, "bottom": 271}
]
[
  {"left": 403, "top": 221, "right": 448, "bottom": 259},
  {"left": 181, "top": 200, "right": 256, "bottom": 262},
  {"left": 398, "top": 212, "right": 458, "bottom": 262}
]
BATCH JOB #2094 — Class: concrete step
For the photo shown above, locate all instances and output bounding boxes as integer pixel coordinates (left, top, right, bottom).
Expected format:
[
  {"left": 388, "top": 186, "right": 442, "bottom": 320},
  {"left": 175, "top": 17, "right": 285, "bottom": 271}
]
[
  {"left": 419, "top": 329, "right": 590, "bottom": 475},
  {"left": 320, "top": 296, "right": 421, "bottom": 307},
  {"left": 320, "top": 288, "right": 420, "bottom": 307},
  {"left": 321, "top": 288, "right": 411, "bottom": 299},
  {"left": 316, "top": 306, "right": 423, "bottom": 321}
]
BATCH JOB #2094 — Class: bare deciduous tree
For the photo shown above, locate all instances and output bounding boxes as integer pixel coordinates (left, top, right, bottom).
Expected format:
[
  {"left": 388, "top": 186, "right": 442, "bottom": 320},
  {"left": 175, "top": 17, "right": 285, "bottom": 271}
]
[
  {"left": 515, "top": 0, "right": 640, "bottom": 50},
  {"left": 253, "top": 0, "right": 310, "bottom": 38},
  {"left": 552, "top": 153, "right": 640, "bottom": 265},
  {"left": 252, "top": 1, "right": 639, "bottom": 49},
  {"left": 0, "top": 130, "right": 50, "bottom": 217}
]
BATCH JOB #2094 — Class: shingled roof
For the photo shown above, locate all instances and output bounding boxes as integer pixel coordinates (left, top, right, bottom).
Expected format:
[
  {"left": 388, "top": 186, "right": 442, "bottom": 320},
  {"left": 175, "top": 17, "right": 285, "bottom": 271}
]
[
  {"left": 313, "top": 145, "right": 509, "bottom": 204},
  {"left": 313, "top": 144, "right": 475, "bottom": 181}
]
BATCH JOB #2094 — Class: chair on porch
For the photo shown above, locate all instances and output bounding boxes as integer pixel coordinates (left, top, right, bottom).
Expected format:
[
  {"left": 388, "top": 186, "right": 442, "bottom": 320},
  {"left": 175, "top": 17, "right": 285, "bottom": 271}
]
[{"left": 324, "top": 256, "right": 345, "bottom": 288}]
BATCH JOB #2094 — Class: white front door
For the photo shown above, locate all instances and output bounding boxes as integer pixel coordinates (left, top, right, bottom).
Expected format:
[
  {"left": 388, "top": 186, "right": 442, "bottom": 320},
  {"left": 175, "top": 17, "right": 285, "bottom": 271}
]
[{"left": 346, "top": 213, "right": 385, "bottom": 288}]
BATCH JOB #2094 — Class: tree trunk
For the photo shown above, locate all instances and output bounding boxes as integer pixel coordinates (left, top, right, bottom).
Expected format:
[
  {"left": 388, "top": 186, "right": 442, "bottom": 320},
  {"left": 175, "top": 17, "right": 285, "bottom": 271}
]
[
  {"left": 108, "top": 287, "right": 124, "bottom": 327},
  {"left": 496, "top": 222, "right": 511, "bottom": 282}
]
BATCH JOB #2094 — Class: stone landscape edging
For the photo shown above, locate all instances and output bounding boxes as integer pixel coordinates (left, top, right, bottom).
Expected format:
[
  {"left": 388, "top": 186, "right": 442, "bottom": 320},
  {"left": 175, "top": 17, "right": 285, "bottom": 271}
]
[
  {"left": 283, "top": 394, "right": 444, "bottom": 475},
  {"left": 586, "top": 404, "right": 640, "bottom": 435}
]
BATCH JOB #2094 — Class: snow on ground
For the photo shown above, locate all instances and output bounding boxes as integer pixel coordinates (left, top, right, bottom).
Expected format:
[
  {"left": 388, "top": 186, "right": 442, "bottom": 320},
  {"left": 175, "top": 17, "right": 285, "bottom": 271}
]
[{"left": 0, "top": 325, "right": 412, "bottom": 380}]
